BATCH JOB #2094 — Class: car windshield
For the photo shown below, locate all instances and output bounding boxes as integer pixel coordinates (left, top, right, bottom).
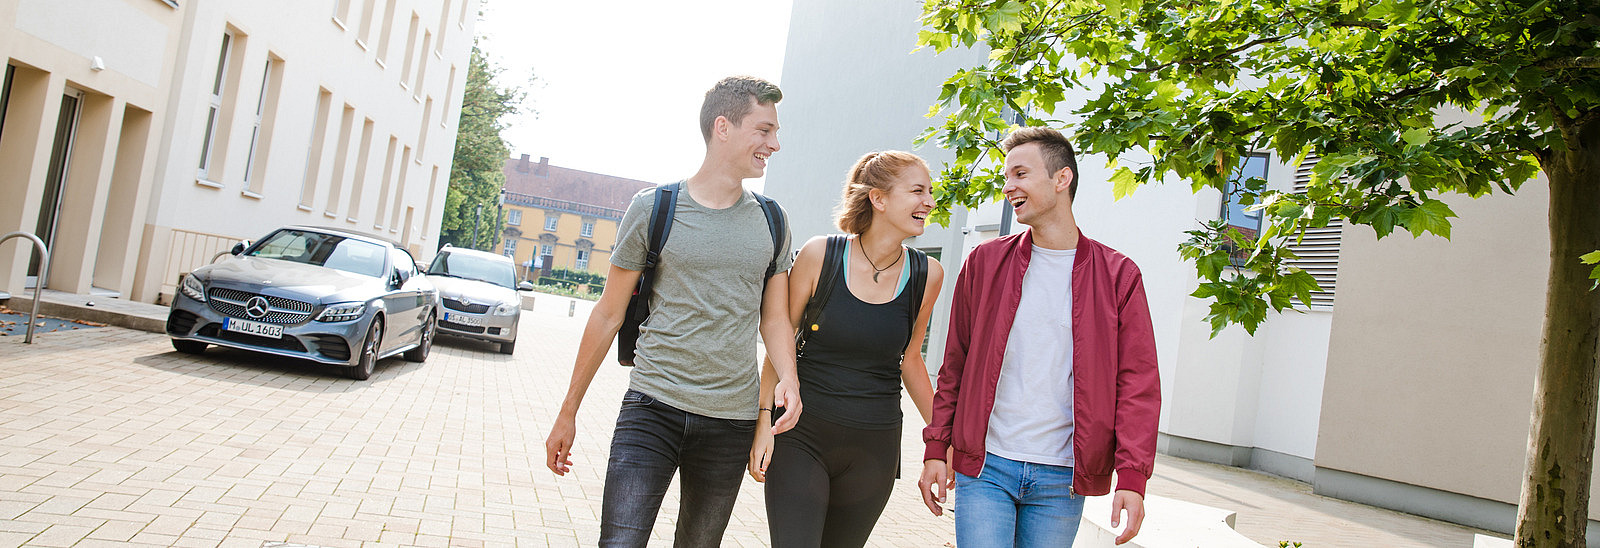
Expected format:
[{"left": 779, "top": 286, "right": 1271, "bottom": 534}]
[
  {"left": 247, "top": 229, "right": 388, "bottom": 278},
  {"left": 427, "top": 252, "right": 517, "bottom": 289}
]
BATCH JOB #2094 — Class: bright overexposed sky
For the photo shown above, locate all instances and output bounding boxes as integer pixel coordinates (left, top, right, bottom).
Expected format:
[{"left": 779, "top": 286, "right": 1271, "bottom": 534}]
[{"left": 473, "top": 1, "right": 794, "bottom": 185}]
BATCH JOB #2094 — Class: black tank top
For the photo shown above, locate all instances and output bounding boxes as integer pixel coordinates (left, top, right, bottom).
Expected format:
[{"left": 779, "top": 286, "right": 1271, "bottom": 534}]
[{"left": 796, "top": 259, "right": 917, "bottom": 430}]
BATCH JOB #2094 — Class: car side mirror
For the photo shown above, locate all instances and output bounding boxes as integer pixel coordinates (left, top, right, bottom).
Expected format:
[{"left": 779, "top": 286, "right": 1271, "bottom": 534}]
[
  {"left": 518, "top": 281, "right": 534, "bottom": 291},
  {"left": 394, "top": 268, "right": 411, "bottom": 288},
  {"left": 231, "top": 240, "right": 250, "bottom": 255}
]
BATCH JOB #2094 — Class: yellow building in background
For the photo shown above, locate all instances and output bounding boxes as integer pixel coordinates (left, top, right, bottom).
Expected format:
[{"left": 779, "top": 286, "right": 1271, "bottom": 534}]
[{"left": 498, "top": 154, "right": 653, "bottom": 280}]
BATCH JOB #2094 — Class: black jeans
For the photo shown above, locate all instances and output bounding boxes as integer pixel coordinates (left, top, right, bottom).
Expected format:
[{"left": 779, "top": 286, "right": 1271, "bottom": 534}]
[{"left": 600, "top": 390, "right": 756, "bottom": 548}]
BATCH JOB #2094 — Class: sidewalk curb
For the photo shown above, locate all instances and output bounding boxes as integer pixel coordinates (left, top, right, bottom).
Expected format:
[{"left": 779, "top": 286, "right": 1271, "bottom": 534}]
[{"left": 3, "top": 293, "right": 167, "bottom": 334}]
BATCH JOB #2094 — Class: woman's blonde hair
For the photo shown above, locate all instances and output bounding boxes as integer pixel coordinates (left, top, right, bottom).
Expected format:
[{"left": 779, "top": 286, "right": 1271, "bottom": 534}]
[{"left": 833, "top": 151, "right": 928, "bottom": 235}]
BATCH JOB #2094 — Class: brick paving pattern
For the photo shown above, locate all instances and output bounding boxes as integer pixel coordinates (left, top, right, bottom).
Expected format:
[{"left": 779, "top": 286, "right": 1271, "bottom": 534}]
[{"left": 0, "top": 294, "right": 1500, "bottom": 546}]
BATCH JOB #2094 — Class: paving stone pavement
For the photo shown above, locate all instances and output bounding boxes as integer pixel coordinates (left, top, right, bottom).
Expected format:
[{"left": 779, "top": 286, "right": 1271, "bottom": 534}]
[{"left": 0, "top": 293, "right": 1503, "bottom": 547}]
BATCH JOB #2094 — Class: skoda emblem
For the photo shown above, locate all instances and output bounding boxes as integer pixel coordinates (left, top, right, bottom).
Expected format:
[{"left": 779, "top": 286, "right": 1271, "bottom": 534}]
[{"left": 245, "top": 296, "right": 270, "bottom": 319}]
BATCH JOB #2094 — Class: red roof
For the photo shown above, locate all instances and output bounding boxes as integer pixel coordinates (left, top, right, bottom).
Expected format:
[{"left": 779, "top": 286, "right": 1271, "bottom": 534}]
[{"left": 503, "top": 155, "right": 656, "bottom": 211}]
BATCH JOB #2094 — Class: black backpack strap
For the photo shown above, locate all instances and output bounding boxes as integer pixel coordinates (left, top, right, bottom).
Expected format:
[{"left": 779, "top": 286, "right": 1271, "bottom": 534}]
[
  {"left": 796, "top": 235, "right": 848, "bottom": 352},
  {"left": 906, "top": 247, "right": 929, "bottom": 344},
  {"left": 618, "top": 182, "right": 680, "bottom": 366},
  {"left": 644, "top": 182, "right": 680, "bottom": 270},
  {"left": 753, "top": 192, "right": 786, "bottom": 279}
]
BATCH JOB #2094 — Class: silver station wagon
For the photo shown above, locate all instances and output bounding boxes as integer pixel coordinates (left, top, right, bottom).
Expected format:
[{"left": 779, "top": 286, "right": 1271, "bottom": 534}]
[
  {"left": 423, "top": 245, "right": 529, "bottom": 354},
  {"left": 165, "top": 226, "right": 438, "bottom": 380}
]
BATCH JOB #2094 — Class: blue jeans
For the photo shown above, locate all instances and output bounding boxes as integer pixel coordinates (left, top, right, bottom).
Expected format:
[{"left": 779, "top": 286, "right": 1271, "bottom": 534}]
[
  {"left": 600, "top": 390, "right": 756, "bottom": 548},
  {"left": 954, "top": 453, "right": 1085, "bottom": 548}
]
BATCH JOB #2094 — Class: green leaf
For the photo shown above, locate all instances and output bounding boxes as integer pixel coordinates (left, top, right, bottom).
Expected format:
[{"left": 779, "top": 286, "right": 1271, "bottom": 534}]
[
  {"left": 1441, "top": 66, "right": 1484, "bottom": 80},
  {"left": 1399, "top": 199, "right": 1457, "bottom": 239},
  {"left": 1196, "top": 252, "right": 1229, "bottom": 282},
  {"left": 1110, "top": 167, "right": 1140, "bottom": 201},
  {"left": 1581, "top": 250, "right": 1600, "bottom": 265},
  {"left": 1401, "top": 127, "right": 1431, "bottom": 147},
  {"left": 1280, "top": 269, "right": 1322, "bottom": 308}
]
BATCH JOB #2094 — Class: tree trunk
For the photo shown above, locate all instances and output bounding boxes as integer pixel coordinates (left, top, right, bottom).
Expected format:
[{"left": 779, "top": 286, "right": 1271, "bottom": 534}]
[{"left": 1517, "top": 119, "right": 1600, "bottom": 548}]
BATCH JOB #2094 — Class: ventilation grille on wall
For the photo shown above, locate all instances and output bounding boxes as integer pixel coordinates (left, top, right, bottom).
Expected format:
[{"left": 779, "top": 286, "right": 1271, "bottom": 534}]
[{"left": 1284, "top": 156, "right": 1341, "bottom": 309}]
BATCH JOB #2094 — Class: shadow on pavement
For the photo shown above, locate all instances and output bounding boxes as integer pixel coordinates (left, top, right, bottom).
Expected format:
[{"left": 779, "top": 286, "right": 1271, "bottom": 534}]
[{"left": 132, "top": 345, "right": 425, "bottom": 390}]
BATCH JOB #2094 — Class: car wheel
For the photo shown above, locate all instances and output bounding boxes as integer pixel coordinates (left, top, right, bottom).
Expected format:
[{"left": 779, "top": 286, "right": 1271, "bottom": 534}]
[
  {"left": 499, "top": 339, "right": 515, "bottom": 355},
  {"left": 172, "top": 339, "right": 207, "bottom": 355},
  {"left": 404, "top": 314, "right": 434, "bottom": 362},
  {"left": 347, "top": 317, "right": 383, "bottom": 380}
]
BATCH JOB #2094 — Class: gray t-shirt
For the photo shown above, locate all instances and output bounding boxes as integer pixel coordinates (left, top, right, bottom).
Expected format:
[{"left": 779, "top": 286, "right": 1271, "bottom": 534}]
[{"left": 611, "top": 184, "right": 794, "bottom": 420}]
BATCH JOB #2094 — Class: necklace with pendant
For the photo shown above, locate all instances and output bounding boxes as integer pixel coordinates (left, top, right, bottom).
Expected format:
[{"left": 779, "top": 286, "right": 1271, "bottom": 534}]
[{"left": 862, "top": 245, "right": 903, "bottom": 283}]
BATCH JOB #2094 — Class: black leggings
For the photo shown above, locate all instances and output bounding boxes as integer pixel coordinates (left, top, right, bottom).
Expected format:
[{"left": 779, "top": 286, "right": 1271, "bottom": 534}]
[{"left": 764, "top": 412, "right": 901, "bottom": 548}]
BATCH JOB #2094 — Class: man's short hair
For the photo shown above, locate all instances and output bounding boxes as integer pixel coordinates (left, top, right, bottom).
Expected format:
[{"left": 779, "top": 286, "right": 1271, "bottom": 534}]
[
  {"left": 700, "top": 76, "right": 783, "bottom": 143},
  {"left": 1001, "top": 127, "right": 1079, "bottom": 201}
]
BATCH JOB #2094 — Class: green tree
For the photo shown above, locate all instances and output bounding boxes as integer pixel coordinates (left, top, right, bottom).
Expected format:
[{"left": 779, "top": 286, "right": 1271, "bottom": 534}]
[
  {"left": 915, "top": 0, "right": 1597, "bottom": 545},
  {"left": 442, "top": 41, "right": 524, "bottom": 251}
]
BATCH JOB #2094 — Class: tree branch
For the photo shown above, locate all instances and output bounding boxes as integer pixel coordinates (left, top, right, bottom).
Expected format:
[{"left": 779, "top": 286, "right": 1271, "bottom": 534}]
[
  {"left": 1332, "top": 20, "right": 1387, "bottom": 29},
  {"left": 1538, "top": 57, "right": 1600, "bottom": 70},
  {"left": 1127, "top": 35, "right": 1289, "bottom": 73}
]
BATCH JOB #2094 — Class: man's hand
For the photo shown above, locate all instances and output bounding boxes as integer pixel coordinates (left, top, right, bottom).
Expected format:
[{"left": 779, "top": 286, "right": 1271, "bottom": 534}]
[
  {"left": 770, "top": 377, "right": 803, "bottom": 435},
  {"left": 748, "top": 426, "right": 775, "bottom": 482},
  {"left": 545, "top": 413, "right": 577, "bottom": 475},
  {"left": 917, "top": 459, "right": 951, "bottom": 516},
  {"left": 1110, "top": 489, "right": 1146, "bottom": 545}
]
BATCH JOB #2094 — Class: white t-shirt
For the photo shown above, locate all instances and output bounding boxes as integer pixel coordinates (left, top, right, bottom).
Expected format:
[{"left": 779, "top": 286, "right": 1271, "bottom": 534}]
[{"left": 985, "top": 246, "right": 1076, "bottom": 467}]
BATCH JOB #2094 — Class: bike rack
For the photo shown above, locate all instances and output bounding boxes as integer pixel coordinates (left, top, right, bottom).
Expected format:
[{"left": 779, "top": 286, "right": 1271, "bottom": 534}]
[{"left": 0, "top": 231, "right": 50, "bottom": 344}]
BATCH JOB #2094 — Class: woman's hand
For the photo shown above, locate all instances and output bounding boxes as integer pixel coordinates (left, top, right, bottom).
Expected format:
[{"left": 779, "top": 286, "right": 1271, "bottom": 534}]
[{"left": 748, "top": 420, "right": 775, "bottom": 482}]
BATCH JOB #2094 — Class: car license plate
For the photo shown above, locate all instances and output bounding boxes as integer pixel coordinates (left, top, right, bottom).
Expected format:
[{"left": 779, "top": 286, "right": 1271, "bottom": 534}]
[
  {"left": 445, "top": 312, "right": 483, "bottom": 326},
  {"left": 224, "top": 317, "right": 284, "bottom": 339}
]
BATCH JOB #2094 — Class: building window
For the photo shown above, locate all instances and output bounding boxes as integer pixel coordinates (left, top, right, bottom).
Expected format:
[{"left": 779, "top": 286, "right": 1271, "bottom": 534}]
[
  {"left": 507, "top": 209, "right": 521, "bottom": 226},
  {"left": 576, "top": 249, "right": 590, "bottom": 270},
  {"left": 198, "top": 31, "right": 234, "bottom": 179},
  {"left": 541, "top": 244, "right": 553, "bottom": 257},
  {"left": 1221, "top": 154, "right": 1267, "bottom": 265},
  {"left": 545, "top": 216, "right": 558, "bottom": 231},
  {"left": 580, "top": 220, "right": 594, "bottom": 238},
  {"left": 244, "top": 56, "right": 283, "bottom": 193},
  {"left": 504, "top": 238, "right": 517, "bottom": 257}
]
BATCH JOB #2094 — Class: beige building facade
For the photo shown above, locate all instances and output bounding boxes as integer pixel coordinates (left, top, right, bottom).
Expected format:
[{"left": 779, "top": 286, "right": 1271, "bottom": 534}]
[
  {"left": 0, "top": 0, "right": 476, "bottom": 304},
  {"left": 498, "top": 155, "right": 653, "bottom": 279}
]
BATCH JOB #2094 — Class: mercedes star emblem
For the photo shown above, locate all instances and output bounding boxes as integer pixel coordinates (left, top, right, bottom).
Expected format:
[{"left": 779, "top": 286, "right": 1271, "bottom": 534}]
[{"left": 245, "top": 296, "right": 270, "bottom": 319}]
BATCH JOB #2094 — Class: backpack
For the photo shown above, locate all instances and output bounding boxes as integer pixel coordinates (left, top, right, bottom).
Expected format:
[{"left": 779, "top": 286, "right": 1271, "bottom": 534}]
[
  {"left": 795, "top": 235, "right": 928, "bottom": 358},
  {"left": 616, "top": 182, "right": 787, "bottom": 366}
]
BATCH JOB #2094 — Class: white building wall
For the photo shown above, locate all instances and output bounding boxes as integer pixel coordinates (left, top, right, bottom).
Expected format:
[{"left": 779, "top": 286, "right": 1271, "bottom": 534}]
[
  {"left": 763, "top": 0, "right": 987, "bottom": 373},
  {"left": 137, "top": 0, "right": 473, "bottom": 302}
]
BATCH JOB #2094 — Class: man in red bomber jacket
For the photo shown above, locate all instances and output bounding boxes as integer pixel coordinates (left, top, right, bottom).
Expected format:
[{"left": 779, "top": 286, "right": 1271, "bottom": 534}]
[{"left": 918, "top": 127, "right": 1161, "bottom": 547}]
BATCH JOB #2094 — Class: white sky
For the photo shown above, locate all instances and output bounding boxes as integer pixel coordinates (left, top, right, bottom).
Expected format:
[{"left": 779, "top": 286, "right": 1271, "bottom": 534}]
[{"left": 474, "top": 0, "right": 795, "bottom": 186}]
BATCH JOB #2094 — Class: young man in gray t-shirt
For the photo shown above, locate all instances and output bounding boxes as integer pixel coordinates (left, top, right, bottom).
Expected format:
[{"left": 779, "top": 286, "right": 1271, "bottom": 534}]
[{"left": 544, "top": 76, "right": 803, "bottom": 548}]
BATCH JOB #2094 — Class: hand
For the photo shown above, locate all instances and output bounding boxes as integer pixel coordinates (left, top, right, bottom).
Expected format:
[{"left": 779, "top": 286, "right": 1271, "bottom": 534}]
[
  {"left": 770, "top": 378, "right": 804, "bottom": 435},
  {"left": 545, "top": 413, "right": 576, "bottom": 475},
  {"left": 748, "top": 426, "right": 775, "bottom": 482},
  {"left": 918, "top": 459, "right": 951, "bottom": 516},
  {"left": 1111, "top": 489, "right": 1146, "bottom": 545}
]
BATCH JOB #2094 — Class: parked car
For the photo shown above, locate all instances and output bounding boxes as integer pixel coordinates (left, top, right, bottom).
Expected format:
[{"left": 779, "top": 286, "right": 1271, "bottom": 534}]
[
  {"left": 423, "top": 244, "right": 530, "bottom": 354},
  {"left": 165, "top": 226, "right": 438, "bottom": 380}
]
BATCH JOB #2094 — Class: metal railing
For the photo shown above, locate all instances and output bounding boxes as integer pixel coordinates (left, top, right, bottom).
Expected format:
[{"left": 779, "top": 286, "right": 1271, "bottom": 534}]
[{"left": 1, "top": 231, "right": 50, "bottom": 343}]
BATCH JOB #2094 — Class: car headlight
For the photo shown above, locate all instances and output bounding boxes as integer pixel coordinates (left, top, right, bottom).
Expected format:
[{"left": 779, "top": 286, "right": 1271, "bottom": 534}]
[
  {"left": 180, "top": 274, "right": 206, "bottom": 302},
  {"left": 316, "top": 302, "right": 367, "bottom": 322},
  {"left": 492, "top": 302, "right": 519, "bottom": 316}
]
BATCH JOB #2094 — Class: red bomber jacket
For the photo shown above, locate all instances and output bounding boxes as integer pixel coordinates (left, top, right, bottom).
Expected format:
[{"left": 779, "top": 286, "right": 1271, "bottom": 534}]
[{"left": 922, "top": 229, "right": 1161, "bottom": 496}]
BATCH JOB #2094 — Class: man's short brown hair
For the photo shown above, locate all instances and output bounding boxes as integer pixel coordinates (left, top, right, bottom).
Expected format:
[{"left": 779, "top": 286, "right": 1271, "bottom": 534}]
[
  {"left": 1001, "top": 127, "right": 1079, "bottom": 201},
  {"left": 700, "top": 76, "right": 783, "bottom": 143}
]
